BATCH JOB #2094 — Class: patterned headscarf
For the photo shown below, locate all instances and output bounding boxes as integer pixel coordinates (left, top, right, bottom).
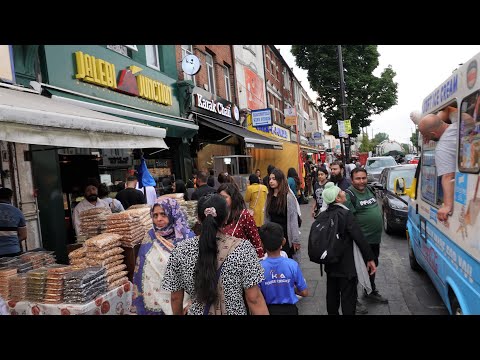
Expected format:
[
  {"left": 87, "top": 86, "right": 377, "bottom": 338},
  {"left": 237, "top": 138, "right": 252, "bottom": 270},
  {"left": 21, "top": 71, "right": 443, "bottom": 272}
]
[{"left": 151, "top": 198, "right": 194, "bottom": 244}]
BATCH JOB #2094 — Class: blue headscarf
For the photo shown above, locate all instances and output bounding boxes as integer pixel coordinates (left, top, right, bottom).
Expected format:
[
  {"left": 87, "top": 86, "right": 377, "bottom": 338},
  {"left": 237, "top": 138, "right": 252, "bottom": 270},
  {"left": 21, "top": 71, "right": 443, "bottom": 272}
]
[{"left": 152, "top": 198, "right": 194, "bottom": 244}]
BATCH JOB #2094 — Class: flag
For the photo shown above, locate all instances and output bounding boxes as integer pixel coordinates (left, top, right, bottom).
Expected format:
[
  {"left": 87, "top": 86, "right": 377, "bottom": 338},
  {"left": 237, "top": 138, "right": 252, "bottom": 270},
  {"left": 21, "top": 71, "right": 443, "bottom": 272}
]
[{"left": 137, "top": 157, "right": 156, "bottom": 188}]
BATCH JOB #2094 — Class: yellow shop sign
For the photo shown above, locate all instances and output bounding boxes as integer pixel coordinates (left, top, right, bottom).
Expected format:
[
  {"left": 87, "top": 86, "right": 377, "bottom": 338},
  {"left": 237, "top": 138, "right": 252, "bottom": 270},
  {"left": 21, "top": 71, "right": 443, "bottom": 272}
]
[{"left": 74, "top": 51, "right": 172, "bottom": 106}]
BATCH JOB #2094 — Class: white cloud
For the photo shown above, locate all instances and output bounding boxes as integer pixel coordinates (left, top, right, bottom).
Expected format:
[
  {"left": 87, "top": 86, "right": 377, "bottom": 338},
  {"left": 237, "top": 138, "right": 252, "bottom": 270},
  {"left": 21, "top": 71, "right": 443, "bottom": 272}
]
[{"left": 275, "top": 45, "right": 480, "bottom": 145}]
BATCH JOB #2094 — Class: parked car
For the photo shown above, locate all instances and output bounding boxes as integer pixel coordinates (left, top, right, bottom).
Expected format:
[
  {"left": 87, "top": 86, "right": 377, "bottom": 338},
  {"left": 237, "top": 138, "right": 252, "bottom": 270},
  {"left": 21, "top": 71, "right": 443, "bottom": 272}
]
[
  {"left": 365, "top": 156, "right": 397, "bottom": 183},
  {"left": 404, "top": 154, "right": 415, "bottom": 163},
  {"left": 373, "top": 164, "right": 417, "bottom": 234},
  {"left": 408, "top": 156, "right": 420, "bottom": 164}
]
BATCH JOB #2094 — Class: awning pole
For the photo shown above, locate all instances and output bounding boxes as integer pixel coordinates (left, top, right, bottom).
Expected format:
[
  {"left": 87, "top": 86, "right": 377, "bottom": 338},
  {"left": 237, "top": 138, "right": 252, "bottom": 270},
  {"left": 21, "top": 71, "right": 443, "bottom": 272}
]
[{"left": 295, "top": 116, "right": 303, "bottom": 191}]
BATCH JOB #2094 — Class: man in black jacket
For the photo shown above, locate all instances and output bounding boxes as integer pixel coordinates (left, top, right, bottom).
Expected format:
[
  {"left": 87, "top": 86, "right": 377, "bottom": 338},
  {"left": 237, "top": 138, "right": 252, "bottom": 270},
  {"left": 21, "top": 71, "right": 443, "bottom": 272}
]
[
  {"left": 319, "top": 182, "right": 376, "bottom": 315},
  {"left": 115, "top": 175, "right": 146, "bottom": 210},
  {"left": 191, "top": 171, "right": 215, "bottom": 201}
]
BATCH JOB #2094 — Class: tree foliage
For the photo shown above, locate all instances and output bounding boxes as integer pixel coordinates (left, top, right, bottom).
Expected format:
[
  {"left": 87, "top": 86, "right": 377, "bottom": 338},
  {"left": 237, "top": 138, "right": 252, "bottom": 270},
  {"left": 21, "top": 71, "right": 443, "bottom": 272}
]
[
  {"left": 410, "top": 129, "right": 419, "bottom": 152},
  {"left": 401, "top": 143, "right": 410, "bottom": 153},
  {"left": 373, "top": 132, "right": 389, "bottom": 144},
  {"left": 291, "top": 45, "right": 398, "bottom": 137},
  {"left": 358, "top": 133, "right": 373, "bottom": 152}
]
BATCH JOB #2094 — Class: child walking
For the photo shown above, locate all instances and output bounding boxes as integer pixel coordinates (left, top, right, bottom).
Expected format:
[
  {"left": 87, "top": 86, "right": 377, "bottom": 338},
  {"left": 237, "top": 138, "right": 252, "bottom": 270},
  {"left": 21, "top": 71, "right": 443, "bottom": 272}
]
[{"left": 258, "top": 222, "right": 308, "bottom": 315}]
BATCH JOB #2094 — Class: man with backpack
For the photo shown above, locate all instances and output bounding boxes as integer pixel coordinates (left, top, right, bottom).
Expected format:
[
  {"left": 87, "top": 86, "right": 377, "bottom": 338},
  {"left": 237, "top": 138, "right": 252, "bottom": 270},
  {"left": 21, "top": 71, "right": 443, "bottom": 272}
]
[
  {"left": 308, "top": 182, "right": 376, "bottom": 315},
  {"left": 345, "top": 168, "right": 387, "bottom": 315}
]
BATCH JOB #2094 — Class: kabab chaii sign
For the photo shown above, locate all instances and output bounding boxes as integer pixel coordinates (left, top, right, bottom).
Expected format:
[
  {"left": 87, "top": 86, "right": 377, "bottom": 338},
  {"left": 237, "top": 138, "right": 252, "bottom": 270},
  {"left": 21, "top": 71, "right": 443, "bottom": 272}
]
[{"left": 74, "top": 51, "right": 173, "bottom": 106}]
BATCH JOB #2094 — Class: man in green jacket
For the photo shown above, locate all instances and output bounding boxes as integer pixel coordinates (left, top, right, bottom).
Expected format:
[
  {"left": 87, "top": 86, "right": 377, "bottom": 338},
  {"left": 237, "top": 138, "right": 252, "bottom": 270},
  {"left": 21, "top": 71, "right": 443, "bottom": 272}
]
[{"left": 345, "top": 167, "right": 388, "bottom": 314}]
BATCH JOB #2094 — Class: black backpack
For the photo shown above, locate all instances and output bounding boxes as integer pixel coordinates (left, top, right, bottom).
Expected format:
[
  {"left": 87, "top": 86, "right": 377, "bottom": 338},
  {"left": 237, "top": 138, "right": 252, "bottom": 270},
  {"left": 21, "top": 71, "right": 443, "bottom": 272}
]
[{"left": 308, "top": 209, "right": 346, "bottom": 273}]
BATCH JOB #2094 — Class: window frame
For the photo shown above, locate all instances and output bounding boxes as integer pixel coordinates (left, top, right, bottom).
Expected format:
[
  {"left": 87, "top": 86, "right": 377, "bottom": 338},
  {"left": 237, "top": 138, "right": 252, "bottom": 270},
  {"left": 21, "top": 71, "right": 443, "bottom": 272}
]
[
  {"left": 181, "top": 45, "right": 196, "bottom": 84},
  {"left": 145, "top": 45, "right": 160, "bottom": 71},
  {"left": 223, "top": 65, "right": 231, "bottom": 101},
  {"left": 458, "top": 90, "right": 480, "bottom": 174},
  {"left": 206, "top": 52, "right": 216, "bottom": 95}
]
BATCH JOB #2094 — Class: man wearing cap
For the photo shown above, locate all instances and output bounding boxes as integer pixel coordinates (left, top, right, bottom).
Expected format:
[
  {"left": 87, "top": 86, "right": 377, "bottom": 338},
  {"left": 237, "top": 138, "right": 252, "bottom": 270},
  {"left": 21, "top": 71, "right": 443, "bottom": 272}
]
[
  {"left": 319, "top": 182, "right": 376, "bottom": 315},
  {"left": 0, "top": 188, "right": 27, "bottom": 257}
]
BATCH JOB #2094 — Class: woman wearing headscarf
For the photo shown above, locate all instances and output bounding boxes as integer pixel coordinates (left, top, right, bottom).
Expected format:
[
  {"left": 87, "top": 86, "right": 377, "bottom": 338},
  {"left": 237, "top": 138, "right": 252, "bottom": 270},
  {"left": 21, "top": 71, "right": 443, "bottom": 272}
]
[
  {"left": 133, "top": 197, "right": 194, "bottom": 315},
  {"left": 162, "top": 194, "right": 268, "bottom": 315},
  {"left": 218, "top": 183, "right": 264, "bottom": 258}
]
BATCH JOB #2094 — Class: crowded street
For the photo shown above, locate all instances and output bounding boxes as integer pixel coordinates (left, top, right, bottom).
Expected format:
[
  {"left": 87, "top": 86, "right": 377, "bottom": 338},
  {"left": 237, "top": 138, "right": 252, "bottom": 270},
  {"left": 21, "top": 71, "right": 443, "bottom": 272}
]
[
  {"left": 1, "top": 45, "right": 480, "bottom": 315},
  {"left": 296, "top": 203, "right": 448, "bottom": 315}
]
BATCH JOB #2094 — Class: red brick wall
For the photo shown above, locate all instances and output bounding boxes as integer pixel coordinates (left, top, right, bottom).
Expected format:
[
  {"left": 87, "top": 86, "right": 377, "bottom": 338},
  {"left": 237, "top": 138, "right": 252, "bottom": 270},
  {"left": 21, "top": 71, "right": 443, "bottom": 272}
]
[{"left": 175, "top": 45, "right": 236, "bottom": 103}]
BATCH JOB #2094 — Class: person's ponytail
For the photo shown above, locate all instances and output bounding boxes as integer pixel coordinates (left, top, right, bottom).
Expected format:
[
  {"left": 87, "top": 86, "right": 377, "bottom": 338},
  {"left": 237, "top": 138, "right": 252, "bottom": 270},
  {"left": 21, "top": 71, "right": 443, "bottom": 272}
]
[{"left": 194, "top": 194, "right": 228, "bottom": 304}]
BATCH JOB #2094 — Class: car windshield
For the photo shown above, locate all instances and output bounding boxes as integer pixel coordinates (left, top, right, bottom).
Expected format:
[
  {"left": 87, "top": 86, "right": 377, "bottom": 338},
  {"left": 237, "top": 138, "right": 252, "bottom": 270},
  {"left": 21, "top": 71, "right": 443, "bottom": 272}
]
[
  {"left": 387, "top": 168, "right": 416, "bottom": 191},
  {"left": 366, "top": 158, "right": 397, "bottom": 169}
]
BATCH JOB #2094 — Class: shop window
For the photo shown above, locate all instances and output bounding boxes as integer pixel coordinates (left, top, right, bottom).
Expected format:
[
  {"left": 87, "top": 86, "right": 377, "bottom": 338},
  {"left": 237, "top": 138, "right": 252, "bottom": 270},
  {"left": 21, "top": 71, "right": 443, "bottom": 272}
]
[
  {"left": 181, "top": 45, "right": 196, "bottom": 84},
  {"left": 223, "top": 66, "right": 231, "bottom": 101},
  {"left": 107, "top": 45, "right": 132, "bottom": 58},
  {"left": 459, "top": 91, "right": 480, "bottom": 173},
  {"left": 145, "top": 45, "right": 160, "bottom": 71},
  {"left": 206, "top": 52, "right": 216, "bottom": 95}
]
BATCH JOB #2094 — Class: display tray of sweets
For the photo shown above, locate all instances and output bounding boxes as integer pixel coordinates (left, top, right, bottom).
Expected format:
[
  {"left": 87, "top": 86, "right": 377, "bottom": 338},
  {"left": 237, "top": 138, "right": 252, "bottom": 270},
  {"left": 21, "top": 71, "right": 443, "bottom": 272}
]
[
  {"left": 7, "top": 281, "right": 133, "bottom": 315},
  {"left": 0, "top": 267, "right": 18, "bottom": 278},
  {"left": 0, "top": 258, "right": 21, "bottom": 268}
]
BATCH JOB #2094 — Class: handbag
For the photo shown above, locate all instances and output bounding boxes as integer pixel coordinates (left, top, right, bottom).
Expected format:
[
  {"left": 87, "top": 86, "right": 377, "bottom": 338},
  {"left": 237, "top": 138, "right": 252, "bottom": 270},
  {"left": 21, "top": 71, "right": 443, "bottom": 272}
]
[{"left": 248, "top": 188, "right": 261, "bottom": 217}]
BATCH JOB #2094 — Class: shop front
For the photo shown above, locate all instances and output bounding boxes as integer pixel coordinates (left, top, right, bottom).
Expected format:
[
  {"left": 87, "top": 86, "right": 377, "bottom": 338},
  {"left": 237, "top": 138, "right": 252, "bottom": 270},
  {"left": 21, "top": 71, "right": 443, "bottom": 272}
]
[
  {"left": 25, "top": 46, "right": 198, "bottom": 183},
  {"left": 245, "top": 114, "right": 298, "bottom": 176},
  {"left": 6, "top": 45, "right": 200, "bottom": 262},
  {"left": 0, "top": 83, "right": 169, "bottom": 263},
  {"left": 187, "top": 87, "right": 281, "bottom": 181}
]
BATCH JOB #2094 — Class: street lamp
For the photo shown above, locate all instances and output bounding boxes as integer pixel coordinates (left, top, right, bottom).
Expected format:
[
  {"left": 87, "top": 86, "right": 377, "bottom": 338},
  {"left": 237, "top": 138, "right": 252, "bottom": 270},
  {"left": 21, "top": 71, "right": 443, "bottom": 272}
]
[{"left": 338, "top": 45, "right": 350, "bottom": 164}]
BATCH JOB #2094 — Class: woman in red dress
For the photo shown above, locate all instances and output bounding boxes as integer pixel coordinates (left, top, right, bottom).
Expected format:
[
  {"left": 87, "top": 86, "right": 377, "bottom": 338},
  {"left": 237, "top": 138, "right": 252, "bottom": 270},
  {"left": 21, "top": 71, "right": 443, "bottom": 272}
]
[{"left": 217, "top": 183, "right": 264, "bottom": 258}]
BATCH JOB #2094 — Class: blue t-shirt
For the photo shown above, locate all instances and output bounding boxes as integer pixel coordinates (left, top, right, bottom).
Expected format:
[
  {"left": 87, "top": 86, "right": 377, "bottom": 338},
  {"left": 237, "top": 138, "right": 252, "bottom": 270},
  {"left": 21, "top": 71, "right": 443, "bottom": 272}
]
[
  {"left": 0, "top": 203, "right": 26, "bottom": 255},
  {"left": 259, "top": 257, "right": 307, "bottom": 305},
  {"left": 287, "top": 177, "right": 297, "bottom": 196}
]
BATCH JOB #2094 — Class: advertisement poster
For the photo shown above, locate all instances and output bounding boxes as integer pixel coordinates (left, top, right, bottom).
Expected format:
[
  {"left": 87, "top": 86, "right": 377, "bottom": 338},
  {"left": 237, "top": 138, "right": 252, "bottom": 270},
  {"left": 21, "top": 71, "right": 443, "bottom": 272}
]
[
  {"left": 421, "top": 166, "right": 436, "bottom": 204},
  {"left": 244, "top": 67, "right": 266, "bottom": 111}
]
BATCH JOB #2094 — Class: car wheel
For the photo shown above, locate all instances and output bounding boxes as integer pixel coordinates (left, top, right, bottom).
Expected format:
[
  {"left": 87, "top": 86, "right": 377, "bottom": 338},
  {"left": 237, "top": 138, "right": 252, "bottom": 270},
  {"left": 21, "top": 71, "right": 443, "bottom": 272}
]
[
  {"left": 408, "top": 233, "right": 421, "bottom": 271},
  {"left": 449, "top": 292, "right": 463, "bottom": 315},
  {"left": 383, "top": 210, "right": 392, "bottom": 234}
]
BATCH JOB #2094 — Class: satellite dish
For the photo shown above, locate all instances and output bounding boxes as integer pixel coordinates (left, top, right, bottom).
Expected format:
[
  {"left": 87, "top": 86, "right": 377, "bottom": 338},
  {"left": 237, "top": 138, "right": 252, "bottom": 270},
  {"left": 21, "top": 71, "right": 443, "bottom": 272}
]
[{"left": 182, "top": 54, "right": 201, "bottom": 76}]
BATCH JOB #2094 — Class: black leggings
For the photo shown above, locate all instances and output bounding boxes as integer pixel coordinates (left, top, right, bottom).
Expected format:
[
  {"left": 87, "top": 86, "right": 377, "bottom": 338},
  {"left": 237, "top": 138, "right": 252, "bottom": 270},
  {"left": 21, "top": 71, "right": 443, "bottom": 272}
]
[{"left": 267, "top": 304, "right": 299, "bottom": 315}]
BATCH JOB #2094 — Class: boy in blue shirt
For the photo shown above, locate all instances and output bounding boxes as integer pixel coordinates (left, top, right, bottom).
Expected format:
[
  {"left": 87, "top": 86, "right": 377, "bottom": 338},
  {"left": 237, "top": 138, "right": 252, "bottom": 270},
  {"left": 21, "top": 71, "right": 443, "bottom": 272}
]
[{"left": 259, "top": 222, "right": 308, "bottom": 315}]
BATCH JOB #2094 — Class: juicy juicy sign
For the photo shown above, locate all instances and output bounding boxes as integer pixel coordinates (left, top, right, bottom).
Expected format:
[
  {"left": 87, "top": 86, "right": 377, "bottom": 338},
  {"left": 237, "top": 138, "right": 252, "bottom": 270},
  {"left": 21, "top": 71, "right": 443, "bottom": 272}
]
[{"left": 193, "top": 93, "right": 238, "bottom": 122}]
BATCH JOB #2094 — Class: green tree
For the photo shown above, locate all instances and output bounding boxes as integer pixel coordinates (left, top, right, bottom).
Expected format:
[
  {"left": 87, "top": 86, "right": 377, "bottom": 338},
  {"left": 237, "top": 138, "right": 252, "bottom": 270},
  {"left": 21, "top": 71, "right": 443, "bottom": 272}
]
[
  {"left": 371, "top": 132, "right": 390, "bottom": 149},
  {"left": 291, "top": 45, "right": 398, "bottom": 137},
  {"left": 401, "top": 143, "right": 410, "bottom": 153},
  {"left": 410, "top": 129, "right": 419, "bottom": 152},
  {"left": 359, "top": 133, "right": 373, "bottom": 152}
]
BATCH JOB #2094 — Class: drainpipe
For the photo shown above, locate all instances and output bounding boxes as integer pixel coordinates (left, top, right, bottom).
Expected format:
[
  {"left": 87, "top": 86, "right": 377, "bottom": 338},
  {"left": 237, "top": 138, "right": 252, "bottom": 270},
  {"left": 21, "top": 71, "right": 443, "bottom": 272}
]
[{"left": 230, "top": 45, "right": 239, "bottom": 107}]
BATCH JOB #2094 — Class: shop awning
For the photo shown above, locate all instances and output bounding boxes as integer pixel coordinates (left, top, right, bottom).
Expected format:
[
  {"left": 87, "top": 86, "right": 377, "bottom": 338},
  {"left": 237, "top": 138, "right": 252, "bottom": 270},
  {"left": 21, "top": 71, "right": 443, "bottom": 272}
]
[
  {"left": 0, "top": 86, "right": 168, "bottom": 149},
  {"left": 196, "top": 115, "right": 283, "bottom": 150},
  {"left": 300, "top": 144, "right": 320, "bottom": 153}
]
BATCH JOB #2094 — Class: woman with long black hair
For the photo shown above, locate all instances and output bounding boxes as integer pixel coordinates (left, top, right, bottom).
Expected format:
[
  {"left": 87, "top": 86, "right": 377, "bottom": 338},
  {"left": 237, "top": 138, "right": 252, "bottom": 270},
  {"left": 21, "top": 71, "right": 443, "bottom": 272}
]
[
  {"left": 218, "top": 183, "right": 264, "bottom": 258},
  {"left": 265, "top": 168, "right": 301, "bottom": 259},
  {"left": 162, "top": 194, "right": 268, "bottom": 315}
]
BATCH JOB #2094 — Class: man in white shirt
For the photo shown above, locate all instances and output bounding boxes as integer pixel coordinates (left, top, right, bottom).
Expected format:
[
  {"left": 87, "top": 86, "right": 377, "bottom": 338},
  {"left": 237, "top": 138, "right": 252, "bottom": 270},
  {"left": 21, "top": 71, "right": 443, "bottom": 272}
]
[
  {"left": 72, "top": 184, "right": 110, "bottom": 236},
  {"left": 419, "top": 110, "right": 459, "bottom": 222}
]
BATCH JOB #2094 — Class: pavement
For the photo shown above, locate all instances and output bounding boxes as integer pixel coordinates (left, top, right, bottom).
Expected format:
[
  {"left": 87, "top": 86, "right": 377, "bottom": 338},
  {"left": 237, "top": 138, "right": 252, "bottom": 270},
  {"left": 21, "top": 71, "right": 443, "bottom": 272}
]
[{"left": 295, "top": 201, "right": 448, "bottom": 315}]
